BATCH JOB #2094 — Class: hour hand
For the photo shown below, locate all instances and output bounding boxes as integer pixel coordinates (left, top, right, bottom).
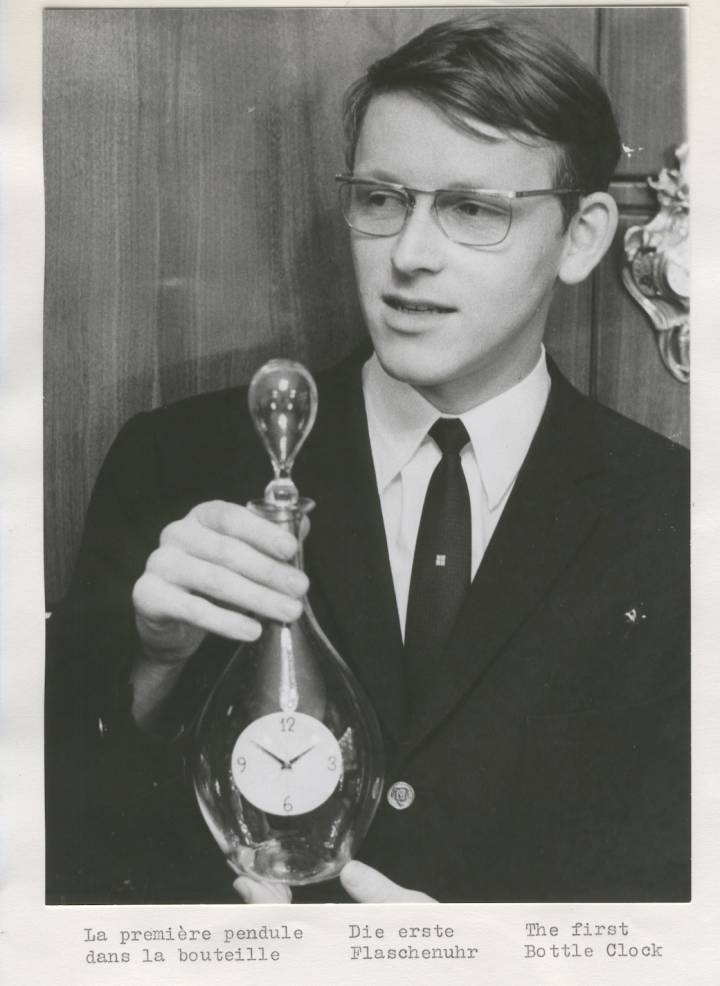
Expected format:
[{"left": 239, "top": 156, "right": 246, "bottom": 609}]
[{"left": 252, "top": 741, "right": 291, "bottom": 770}]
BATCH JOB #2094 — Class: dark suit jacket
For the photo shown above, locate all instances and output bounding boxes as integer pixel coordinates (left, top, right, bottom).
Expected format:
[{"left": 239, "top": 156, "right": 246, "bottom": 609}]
[{"left": 46, "top": 347, "right": 690, "bottom": 904}]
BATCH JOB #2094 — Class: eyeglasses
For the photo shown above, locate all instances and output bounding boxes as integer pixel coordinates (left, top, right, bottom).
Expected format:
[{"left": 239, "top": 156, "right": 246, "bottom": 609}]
[{"left": 335, "top": 175, "right": 582, "bottom": 247}]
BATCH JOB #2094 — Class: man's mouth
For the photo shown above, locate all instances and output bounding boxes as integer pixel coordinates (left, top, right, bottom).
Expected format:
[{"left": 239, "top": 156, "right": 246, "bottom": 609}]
[{"left": 383, "top": 293, "right": 456, "bottom": 315}]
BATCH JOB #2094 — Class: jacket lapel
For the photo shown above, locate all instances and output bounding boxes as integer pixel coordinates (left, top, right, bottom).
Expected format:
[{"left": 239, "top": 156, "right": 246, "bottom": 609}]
[
  {"left": 398, "top": 366, "right": 607, "bottom": 762},
  {"left": 296, "top": 350, "right": 406, "bottom": 747}
]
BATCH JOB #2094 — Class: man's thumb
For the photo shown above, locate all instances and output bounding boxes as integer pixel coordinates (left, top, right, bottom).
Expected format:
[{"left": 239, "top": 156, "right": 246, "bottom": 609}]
[{"left": 340, "top": 860, "right": 432, "bottom": 903}]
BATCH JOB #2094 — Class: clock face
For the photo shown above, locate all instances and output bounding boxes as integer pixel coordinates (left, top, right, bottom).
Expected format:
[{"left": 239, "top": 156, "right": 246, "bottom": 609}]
[{"left": 231, "top": 711, "right": 343, "bottom": 816}]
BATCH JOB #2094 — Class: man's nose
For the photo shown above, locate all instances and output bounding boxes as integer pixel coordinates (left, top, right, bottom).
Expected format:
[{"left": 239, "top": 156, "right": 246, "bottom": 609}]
[{"left": 390, "top": 201, "right": 447, "bottom": 276}]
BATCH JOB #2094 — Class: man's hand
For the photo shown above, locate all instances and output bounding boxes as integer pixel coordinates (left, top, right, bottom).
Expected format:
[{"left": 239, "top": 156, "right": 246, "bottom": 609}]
[
  {"left": 130, "top": 500, "right": 308, "bottom": 727},
  {"left": 232, "top": 861, "right": 435, "bottom": 904},
  {"left": 340, "top": 861, "right": 436, "bottom": 902}
]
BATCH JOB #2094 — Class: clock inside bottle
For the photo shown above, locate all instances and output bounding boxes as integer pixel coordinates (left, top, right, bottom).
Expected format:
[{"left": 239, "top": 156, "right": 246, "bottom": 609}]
[{"left": 193, "top": 503, "right": 383, "bottom": 885}]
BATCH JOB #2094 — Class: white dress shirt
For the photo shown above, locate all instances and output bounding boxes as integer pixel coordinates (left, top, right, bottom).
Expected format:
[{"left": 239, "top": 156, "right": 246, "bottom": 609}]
[{"left": 362, "top": 349, "right": 551, "bottom": 636}]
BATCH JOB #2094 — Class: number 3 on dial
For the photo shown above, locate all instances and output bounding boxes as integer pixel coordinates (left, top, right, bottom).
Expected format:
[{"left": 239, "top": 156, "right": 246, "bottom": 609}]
[{"left": 231, "top": 712, "right": 343, "bottom": 816}]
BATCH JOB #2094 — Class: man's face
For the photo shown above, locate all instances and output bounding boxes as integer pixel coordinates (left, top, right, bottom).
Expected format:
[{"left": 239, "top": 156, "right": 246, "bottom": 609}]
[{"left": 350, "top": 92, "right": 571, "bottom": 411}]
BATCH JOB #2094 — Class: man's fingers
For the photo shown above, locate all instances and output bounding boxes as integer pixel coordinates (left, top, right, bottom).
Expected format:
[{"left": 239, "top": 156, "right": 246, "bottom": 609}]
[
  {"left": 134, "top": 573, "right": 263, "bottom": 643},
  {"left": 233, "top": 876, "right": 292, "bottom": 904},
  {"left": 161, "top": 519, "right": 308, "bottom": 599},
  {"left": 144, "top": 547, "right": 303, "bottom": 624},
  {"left": 191, "top": 501, "right": 302, "bottom": 559},
  {"left": 133, "top": 500, "right": 312, "bottom": 662},
  {"left": 340, "top": 861, "right": 435, "bottom": 903}
]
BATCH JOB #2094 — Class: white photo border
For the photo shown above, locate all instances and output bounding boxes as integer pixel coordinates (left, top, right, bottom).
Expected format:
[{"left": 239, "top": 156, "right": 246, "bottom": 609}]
[{"left": 2, "top": 2, "right": 719, "bottom": 983}]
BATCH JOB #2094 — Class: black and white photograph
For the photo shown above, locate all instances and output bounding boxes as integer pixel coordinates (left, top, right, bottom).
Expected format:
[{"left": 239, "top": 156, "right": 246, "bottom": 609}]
[
  {"left": 8, "top": 1, "right": 720, "bottom": 982},
  {"left": 41, "top": 6, "right": 691, "bottom": 909}
]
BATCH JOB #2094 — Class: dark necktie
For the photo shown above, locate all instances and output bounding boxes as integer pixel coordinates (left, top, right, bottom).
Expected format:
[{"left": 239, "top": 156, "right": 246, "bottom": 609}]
[{"left": 404, "top": 418, "right": 471, "bottom": 708}]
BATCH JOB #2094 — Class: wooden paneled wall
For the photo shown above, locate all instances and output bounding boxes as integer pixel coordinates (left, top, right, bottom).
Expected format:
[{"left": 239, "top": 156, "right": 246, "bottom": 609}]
[{"left": 43, "top": 7, "right": 687, "bottom": 603}]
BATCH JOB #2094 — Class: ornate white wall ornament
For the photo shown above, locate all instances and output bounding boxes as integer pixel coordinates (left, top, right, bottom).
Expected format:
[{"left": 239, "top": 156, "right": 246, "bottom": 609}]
[{"left": 622, "top": 143, "right": 689, "bottom": 383}]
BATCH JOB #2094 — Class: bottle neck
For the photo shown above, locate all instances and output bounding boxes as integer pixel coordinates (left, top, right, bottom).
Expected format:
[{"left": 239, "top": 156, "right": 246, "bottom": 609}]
[
  {"left": 275, "top": 511, "right": 304, "bottom": 572},
  {"left": 246, "top": 497, "right": 315, "bottom": 573}
]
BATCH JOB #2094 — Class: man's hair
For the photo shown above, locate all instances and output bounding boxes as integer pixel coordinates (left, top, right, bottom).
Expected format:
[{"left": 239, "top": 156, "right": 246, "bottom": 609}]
[{"left": 343, "top": 18, "right": 622, "bottom": 226}]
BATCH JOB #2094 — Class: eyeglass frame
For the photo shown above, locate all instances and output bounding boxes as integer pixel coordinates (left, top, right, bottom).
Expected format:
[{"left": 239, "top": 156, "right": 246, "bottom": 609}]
[{"left": 334, "top": 174, "right": 584, "bottom": 247}]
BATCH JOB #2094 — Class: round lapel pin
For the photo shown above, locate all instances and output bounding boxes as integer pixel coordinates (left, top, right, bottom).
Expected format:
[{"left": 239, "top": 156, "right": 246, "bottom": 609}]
[{"left": 387, "top": 781, "right": 415, "bottom": 810}]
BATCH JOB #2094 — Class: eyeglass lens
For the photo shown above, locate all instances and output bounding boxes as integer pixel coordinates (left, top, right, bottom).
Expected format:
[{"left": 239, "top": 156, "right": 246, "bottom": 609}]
[{"left": 339, "top": 182, "right": 512, "bottom": 246}]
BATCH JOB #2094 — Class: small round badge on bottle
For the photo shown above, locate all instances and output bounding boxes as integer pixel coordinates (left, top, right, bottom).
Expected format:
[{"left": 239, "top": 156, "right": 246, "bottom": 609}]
[{"left": 387, "top": 781, "right": 415, "bottom": 810}]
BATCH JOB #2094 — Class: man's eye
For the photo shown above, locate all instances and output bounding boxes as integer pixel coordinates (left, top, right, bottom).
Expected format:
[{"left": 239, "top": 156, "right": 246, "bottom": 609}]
[
  {"left": 363, "top": 188, "right": 403, "bottom": 208},
  {"left": 455, "top": 200, "right": 482, "bottom": 217},
  {"left": 449, "top": 197, "right": 506, "bottom": 219}
]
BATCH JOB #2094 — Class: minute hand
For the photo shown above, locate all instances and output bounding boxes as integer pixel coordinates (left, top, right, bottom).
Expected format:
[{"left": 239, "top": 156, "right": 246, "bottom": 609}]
[{"left": 288, "top": 744, "right": 318, "bottom": 766}]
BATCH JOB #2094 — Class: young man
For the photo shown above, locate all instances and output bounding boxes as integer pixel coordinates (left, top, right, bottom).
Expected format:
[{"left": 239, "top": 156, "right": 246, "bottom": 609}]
[{"left": 47, "top": 19, "right": 689, "bottom": 904}]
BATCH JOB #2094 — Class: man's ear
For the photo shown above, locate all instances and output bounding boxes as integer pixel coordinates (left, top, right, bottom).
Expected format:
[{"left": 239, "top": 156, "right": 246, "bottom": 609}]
[{"left": 557, "top": 191, "right": 619, "bottom": 285}]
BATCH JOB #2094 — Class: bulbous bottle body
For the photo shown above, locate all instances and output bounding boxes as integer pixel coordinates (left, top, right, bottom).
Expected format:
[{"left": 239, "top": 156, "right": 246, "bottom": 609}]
[{"left": 192, "top": 505, "right": 385, "bottom": 886}]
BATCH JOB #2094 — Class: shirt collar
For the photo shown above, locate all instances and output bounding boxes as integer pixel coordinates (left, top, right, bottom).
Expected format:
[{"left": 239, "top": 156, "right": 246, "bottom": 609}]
[{"left": 362, "top": 348, "right": 551, "bottom": 509}]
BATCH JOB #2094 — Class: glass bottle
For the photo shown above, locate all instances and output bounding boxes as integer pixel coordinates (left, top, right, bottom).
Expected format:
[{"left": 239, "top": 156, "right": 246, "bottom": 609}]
[{"left": 192, "top": 360, "right": 384, "bottom": 885}]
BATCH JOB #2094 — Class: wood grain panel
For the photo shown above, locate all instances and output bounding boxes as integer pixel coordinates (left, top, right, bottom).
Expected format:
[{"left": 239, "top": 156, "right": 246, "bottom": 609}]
[
  {"left": 44, "top": 11, "right": 162, "bottom": 596},
  {"left": 593, "top": 212, "right": 689, "bottom": 447},
  {"left": 601, "top": 7, "right": 687, "bottom": 178}
]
